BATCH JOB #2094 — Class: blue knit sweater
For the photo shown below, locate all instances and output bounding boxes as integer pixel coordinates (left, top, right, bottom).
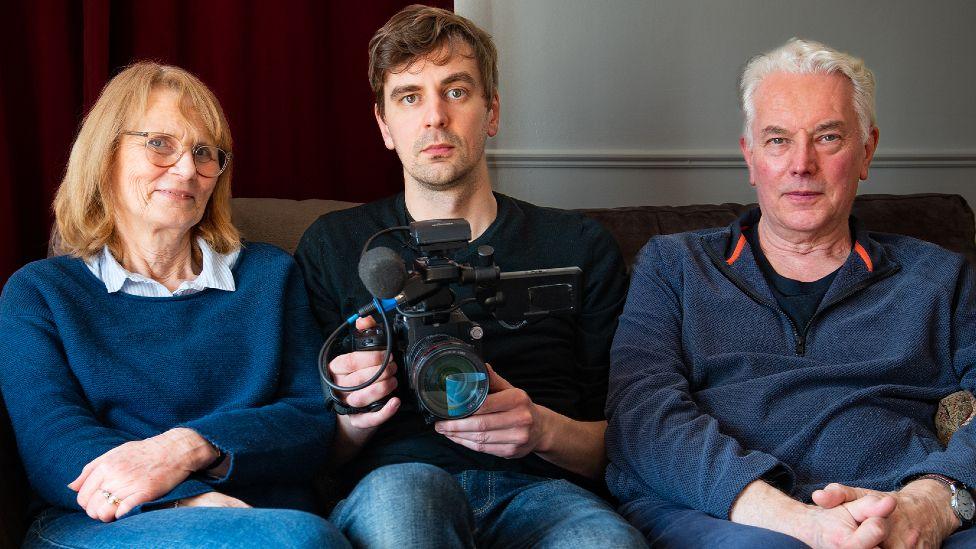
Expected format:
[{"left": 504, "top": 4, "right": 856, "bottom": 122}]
[
  {"left": 606, "top": 209, "right": 976, "bottom": 519},
  {"left": 0, "top": 243, "right": 333, "bottom": 515}
]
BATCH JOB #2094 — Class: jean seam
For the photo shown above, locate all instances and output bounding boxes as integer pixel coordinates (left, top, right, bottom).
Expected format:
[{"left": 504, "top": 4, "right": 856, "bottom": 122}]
[
  {"left": 330, "top": 498, "right": 347, "bottom": 526},
  {"left": 33, "top": 531, "right": 87, "bottom": 549},
  {"left": 31, "top": 515, "right": 87, "bottom": 549},
  {"left": 471, "top": 471, "right": 494, "bottom": 516}
]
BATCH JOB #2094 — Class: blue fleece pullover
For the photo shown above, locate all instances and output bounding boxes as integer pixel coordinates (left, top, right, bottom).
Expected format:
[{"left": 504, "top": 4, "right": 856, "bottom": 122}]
[
  {"left": 0, "top": 243, "right": 333, "bottom": 515},
  {"left": 606, "top": 208, "right": 976, "bottom": 519}
]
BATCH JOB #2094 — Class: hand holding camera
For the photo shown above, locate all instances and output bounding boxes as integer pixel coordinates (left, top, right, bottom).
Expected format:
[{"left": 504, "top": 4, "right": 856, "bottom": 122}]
[
  {"left": 327, "top": 315, "right": 401, "bottom": 430},
  {"left": 434, "top": 363, "right": 551, "bottom": 459}
]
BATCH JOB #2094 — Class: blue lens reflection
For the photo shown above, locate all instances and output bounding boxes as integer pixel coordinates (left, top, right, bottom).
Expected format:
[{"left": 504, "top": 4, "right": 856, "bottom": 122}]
[{"left": 446, "top": 372, "right": 489, "bottom": 417}]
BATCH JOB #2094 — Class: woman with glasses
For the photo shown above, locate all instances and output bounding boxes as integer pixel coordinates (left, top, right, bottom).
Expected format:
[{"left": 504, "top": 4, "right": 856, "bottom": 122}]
[{"left": 0, "top": 62, "right": 349, "bottom": 548}]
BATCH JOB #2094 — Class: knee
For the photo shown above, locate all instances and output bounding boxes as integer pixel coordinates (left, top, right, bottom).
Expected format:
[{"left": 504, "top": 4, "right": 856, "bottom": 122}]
[
  {"left": 715, "top": 529, "right": 809, "bottom": 549},
  {"left": 23, "top": 508, "right": 350, "bottom": 549},
  {"left": 332, "top": 464, "right": 472, "bottom": 547},
  {"left": 541, "top": 506, "right": 647, "bottom": 549},
  {"left": 269, "top": 511, "right": 351, "bottom": 549},
  {"left": 619, "top": 497, "right": 807, "bottom": 549},
  {"left": 239, "top": 510, "right": 350, "bottom": 549},
  {"left": 514, "top": 480, "right": 645, "bottom": 548},
  {"left": 548, "top": 521, "right": 646, "bottom": 549},
  {"left": 347, "top": 463, "right": 465, "bottom": 511}
]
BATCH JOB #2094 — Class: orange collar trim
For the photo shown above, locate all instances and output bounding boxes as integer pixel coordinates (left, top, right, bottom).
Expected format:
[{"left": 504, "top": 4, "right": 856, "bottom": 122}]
[
  {"left": 853, "top": 242, "right": 874, "bottom": 272},
  {"left": 727, "top": 234, "right": 746, "bottom": 265}
]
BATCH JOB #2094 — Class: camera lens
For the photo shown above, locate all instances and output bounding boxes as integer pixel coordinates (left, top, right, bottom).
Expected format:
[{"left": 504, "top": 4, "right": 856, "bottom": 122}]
[{"left": 407, "top": 335, "right": 488, "bottom": 419}]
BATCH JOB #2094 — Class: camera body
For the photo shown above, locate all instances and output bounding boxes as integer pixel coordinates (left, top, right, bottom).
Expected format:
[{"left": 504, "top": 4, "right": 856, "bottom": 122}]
[
  {"left": 353, "top": 302, "right": 488, "bottom": 423},
  {"left": 353, "top": 220, "right": 492, "bottom": 423},
  {"left": 348, "top": 218, "right": 582, "bottom": 423}
]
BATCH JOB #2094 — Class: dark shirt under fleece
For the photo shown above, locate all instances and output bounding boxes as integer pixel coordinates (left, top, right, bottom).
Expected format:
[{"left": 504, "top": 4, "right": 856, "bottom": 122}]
[
  {"left": 743, "top": 226, "right": 837, "bottom": 331},
  {"left": 295, "top": 192, "right": 629, "bottom": 493}
]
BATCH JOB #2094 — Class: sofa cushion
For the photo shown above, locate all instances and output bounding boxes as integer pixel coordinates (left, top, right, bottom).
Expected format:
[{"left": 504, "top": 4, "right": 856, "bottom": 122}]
[{"left": 232, "top": 198, "right": 360, "bottom": 254}]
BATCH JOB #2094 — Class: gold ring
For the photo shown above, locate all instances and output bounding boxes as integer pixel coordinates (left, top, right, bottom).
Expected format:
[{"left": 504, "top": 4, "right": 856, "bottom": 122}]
[{"left": 101, "top": 489, "right": 121, "bottom": 506}]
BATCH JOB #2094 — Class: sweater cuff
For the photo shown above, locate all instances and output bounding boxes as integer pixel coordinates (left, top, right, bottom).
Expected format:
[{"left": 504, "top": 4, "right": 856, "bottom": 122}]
[
  {"left": 900, "top": 459, "right": 976, "bottom": 490},
  {"left": 178, "top": 418, "right": 244, "bottom": 485},
  {"left": 125, "top": 478, "right": 214, "bottom": 516},
  {"left": 708, "top": 454, "right": 795, "bottom": 519},
  {"left": 178, "top": 410, "right": 333, "bottom": 485}
]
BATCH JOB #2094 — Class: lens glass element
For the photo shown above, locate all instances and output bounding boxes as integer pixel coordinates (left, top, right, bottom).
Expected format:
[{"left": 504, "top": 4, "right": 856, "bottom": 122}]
[
  {"left": 415, "top": 348, "right": 488, "bottom": 419},
  {"left": 446, "top": 372, "right": 488, "bottom": 416}
]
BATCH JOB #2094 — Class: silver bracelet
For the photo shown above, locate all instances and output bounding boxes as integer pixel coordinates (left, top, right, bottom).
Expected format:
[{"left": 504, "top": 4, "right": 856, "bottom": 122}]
[{"left": 173, "top": 499, "right": 181, "bottom": 509}]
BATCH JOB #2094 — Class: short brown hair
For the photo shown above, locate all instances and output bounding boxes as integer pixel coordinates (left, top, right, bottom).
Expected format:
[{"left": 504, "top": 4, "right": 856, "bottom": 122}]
[
  {"left": 53, "top": 61, "right": 239, "bottom": 259},
  {"left": 369, "top": 4, "right": 498, "bottom": 117}
]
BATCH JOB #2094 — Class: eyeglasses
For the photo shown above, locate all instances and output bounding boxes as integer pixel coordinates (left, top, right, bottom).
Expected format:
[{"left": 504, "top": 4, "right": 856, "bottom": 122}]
[{"left": 122, "top": 131, "right": 232, "bottom": 178}]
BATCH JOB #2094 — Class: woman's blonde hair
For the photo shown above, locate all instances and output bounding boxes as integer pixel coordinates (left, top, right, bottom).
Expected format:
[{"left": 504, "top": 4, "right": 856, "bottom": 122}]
[{"left": 53, "top": 61, "right": 239, "bottom": 259}]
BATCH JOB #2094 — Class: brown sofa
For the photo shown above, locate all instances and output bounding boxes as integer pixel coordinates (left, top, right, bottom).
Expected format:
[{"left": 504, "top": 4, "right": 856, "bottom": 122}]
[{"left": 2, "top": 192, "right": 974, "bottom": 547}]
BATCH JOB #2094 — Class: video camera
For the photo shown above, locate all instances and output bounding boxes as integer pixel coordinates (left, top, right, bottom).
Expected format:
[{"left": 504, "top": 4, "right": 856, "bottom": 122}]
[{"left": 319, "top": 218, "right": 582, "bottom": 422}]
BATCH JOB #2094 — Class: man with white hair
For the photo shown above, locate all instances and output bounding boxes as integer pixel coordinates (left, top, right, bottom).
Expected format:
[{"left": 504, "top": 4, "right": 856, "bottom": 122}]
[{"left": 605, "top": 38, "right": 976, "bottom": 547}]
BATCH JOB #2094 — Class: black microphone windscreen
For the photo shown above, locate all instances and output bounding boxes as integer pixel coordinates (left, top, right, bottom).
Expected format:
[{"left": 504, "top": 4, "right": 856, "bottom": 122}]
[{"left": 358, "top": 246, "right": 407, "bottom": 299}]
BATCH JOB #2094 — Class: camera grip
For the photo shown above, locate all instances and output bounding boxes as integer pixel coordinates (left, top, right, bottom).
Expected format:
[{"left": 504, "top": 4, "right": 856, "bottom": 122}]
[
  {"left": 351, "top": 327, "right": 387, "bottom": 352},
  {"left": 330, "top": 392, "right": 391, "bottom": 415},
  {"left": 328, "top": 327, "right": 392, "bottom": 414}
]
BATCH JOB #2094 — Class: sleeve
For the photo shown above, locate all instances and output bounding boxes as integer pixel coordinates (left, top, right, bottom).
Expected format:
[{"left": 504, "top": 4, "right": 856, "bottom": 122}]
[
  {"left": 0, "top": 276, "right": 213, "bottom": 513},
  {"left": 179, "top": 259, "right": 334, "bottom": 487},
  {"left": 294, "top": 219, "right": 346, "bottom": 338},
  {"left": 575, "top": 220, "right": 630, "bottom": 420},
  {"left": 604, "top": 239, "right": 793, "bottom": 518},
  {"left": 899, "top": 260, "right": 976, "bottom": 487}
]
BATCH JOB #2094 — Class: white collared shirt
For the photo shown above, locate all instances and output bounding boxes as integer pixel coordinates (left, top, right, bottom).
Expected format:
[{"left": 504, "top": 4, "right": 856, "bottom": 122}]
[{"left": 85, "top": 237, "right": 241, "bottom": 297}]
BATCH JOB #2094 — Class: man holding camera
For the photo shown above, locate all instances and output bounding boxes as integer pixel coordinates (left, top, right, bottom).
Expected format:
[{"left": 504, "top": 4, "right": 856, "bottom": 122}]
[{"left": 295, "top": 5, "right": 643, "bottom": 548}]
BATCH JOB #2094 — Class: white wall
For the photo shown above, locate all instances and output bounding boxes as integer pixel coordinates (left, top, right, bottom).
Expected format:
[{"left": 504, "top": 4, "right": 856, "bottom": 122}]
[{"left": 456, "top": 0, "right": 976, "bottom": 209}]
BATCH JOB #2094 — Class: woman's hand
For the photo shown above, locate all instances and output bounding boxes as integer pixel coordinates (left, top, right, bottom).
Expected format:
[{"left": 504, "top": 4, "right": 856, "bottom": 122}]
[
  {"left": 67, "top": 428, "right": 219, "bottom": 522},
  {"left": 178, "top": 492, "right": 251, "bottom": 509}
]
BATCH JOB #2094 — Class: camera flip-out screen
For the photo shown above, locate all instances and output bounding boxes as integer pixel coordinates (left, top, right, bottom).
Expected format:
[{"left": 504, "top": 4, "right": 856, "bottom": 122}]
[{"left": 491, "top": 267, "right": 582, "bottom": 322}]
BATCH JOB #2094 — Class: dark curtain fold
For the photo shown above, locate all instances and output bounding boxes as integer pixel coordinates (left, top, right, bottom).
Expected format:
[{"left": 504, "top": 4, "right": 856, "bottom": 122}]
[{"left": 0, "top": 0, "right": 451, "bottom": 285}]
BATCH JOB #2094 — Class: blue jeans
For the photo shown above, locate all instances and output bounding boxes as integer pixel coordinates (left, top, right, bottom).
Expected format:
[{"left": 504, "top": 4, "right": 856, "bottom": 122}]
[
  {"left": 620, "top": 494, "right": 976, "bottom": 548},
  {"left": 24, "top": 506, "right": 350, "bottom": 548},
  {"left": 329, "top": 462, "right": 647, "bottom": 549}
]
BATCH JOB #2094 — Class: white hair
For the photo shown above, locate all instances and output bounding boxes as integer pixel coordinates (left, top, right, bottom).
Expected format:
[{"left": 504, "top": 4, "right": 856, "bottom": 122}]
[{"left": 739, "top": 38, "right": 876, "bottom": 147}]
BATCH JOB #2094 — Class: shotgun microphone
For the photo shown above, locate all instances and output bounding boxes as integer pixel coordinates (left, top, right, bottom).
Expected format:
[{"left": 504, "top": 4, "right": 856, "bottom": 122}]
[
  {"left": 358, "top": 246, "right": 407, "bottom": 299},
  {"left": 344, "top": 246, "right": 408, "bottom": 324}
]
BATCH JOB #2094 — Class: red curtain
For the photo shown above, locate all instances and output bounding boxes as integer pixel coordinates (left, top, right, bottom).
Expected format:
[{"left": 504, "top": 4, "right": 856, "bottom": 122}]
[{"left": 0, "top": 0, "right": 451, "bottom": 285}]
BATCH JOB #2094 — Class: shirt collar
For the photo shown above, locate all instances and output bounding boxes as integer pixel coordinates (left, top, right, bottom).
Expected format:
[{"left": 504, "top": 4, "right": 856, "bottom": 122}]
[
  {"left": 85, "top": 237, "right": 240, "bottom": 295},
  {"left": 192, "top": 237, "right": 239, "bottom": 292}
]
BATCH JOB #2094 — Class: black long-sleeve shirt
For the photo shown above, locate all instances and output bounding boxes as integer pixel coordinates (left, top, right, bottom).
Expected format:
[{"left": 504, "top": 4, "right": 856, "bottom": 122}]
[{"left": 295, "top": 192, "right": 628, "bottom": 491}]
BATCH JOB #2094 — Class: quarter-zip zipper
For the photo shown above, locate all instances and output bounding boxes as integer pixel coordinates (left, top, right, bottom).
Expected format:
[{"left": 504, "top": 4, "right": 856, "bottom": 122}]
[
  {"left": 793, "top": 267, "right": 900, "bottom": 354},
  {"left": 794, "top": 331, "right": 806, "bottom": 356},
  {"left": 705, "top": 244, "right": 805, "bottom": 352},
  {"left": 704, "top": 237, "right": 901, "bottom": 357}
]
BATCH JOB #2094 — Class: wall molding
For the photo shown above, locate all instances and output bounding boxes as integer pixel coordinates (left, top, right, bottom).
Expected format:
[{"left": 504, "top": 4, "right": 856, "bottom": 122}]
[{"left": 486, "top": 150, "right": 976, "bottom": 169}]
